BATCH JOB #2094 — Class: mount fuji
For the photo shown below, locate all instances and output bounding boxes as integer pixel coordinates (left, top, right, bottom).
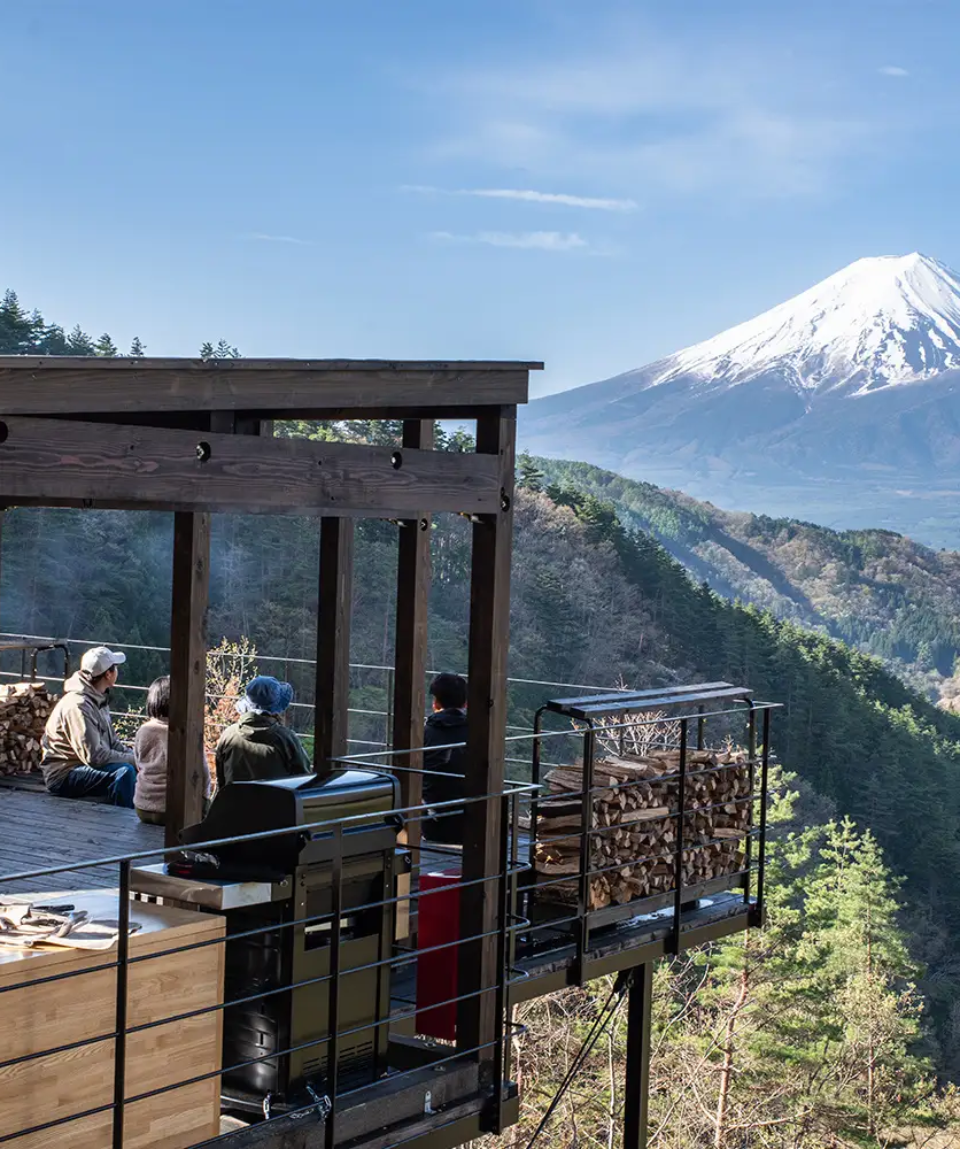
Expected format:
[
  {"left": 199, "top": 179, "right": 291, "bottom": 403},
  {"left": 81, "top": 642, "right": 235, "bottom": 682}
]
[{"left": 523, "top": 254, "right": 960, "bottom": 545}]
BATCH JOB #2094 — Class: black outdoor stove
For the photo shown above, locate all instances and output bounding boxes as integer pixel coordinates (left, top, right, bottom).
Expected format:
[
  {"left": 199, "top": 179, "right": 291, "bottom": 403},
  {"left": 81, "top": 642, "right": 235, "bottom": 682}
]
[{"left": 131, "top": 769, "right": 403, "bottom": 1116}]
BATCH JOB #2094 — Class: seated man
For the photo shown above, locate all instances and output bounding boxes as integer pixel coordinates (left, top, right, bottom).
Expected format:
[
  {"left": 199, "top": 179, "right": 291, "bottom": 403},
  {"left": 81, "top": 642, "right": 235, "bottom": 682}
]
[
  {"left": 421, "top": 673, "right": 468, "bottom": 845},
  {"left": 215, "top": 675, "right": 311, "bottom": 788},
  {"left": 41, "top": 646, "right": 137, "bottom": 807}
]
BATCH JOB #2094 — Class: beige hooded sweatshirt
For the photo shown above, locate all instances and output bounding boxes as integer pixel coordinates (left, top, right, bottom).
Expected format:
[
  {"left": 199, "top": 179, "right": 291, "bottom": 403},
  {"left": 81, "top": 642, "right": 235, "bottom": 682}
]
[{"left": 41, "top": 671, "right": 136, "bottom": 789}]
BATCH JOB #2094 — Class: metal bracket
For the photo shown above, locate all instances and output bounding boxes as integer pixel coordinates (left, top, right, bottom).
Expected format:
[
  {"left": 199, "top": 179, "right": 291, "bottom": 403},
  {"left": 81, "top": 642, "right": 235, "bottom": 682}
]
[{"left": 306, "top": 1083, "right": 332, "bottom": 1121}]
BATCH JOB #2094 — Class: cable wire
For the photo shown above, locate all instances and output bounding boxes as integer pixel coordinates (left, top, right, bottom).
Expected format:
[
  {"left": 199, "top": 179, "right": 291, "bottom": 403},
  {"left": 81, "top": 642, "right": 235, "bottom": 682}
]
[{"left": 523, "top": 972, "right": 630, "bottom": 1149}]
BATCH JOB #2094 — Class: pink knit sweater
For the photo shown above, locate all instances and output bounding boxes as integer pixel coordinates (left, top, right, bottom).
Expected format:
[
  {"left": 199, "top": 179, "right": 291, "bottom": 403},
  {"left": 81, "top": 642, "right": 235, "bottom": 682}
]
[
  {"left": 133, "top": 719, "right": 170, "bottom": 814},
  {"left": 133, "top": 718, "right": 212, "bottom": 815}
]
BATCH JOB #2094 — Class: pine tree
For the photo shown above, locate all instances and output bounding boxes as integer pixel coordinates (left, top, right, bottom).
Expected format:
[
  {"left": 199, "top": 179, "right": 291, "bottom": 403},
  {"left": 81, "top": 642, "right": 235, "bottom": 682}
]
[
  {"left": 94, "top": 332, "right": 118, "bottom": 357},
  {"left": 800, "top": 818, "right": 925, "bottom": 1138},
  {"left": 200, "top": 339, "right": 240, "bottom": 360},
  {"left": 66, "top": 325, "right": 96, "bottom": 355},
  {"left": 435, "top": 426, "right": 475, "bottom": 453},
  {"left": 518, "top": 451, "right": 545, "bottom": 492},
  {"left": 0, "top": 289, "right": 33, "bottom": 353},
  {"left": 39, "top": 323, "right": 70, "bottom": 355},
  {"left": 129, "top": 336, "right": 146, "bottom": 357}
]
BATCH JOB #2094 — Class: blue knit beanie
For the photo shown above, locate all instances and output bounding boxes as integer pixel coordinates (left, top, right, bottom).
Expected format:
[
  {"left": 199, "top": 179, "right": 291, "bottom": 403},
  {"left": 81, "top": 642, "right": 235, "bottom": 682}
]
[{"left": 240, "top": 676, "right": 294, "bottom": 715}]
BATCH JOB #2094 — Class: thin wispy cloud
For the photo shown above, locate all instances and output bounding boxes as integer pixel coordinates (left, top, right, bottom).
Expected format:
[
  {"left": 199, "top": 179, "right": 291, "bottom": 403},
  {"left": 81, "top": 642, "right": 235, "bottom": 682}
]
[
  {"left": 242, "top": 232, "right": 315, "bottom": 246},
  {"left": 879, "top": 65, "right": 909, "bottom": 77},
  {"left": 430, "top": 230, "right": 589, "bottom": 252},
  {"left": 426, "top": 29, "right": 883, "bottom": 201},
  {"left": 403, "top": 184, "right": 637, "bottom": 211}
]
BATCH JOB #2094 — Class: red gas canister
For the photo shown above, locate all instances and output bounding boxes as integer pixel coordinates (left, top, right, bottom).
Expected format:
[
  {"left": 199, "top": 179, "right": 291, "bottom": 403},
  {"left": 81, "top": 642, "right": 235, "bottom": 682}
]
[{"left": 415, "top": 868, "right": 461, "bottom": 1040}]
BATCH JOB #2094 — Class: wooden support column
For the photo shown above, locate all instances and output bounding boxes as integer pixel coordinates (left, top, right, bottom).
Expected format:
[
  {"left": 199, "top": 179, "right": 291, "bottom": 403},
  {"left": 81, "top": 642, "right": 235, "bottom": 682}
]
[
  {"left": 457, "top": 407, "right": 516, "bottom": 1083},
  {"left": 391, "top": 420, "right": 433, "bottom": 854},
  {"left": 314, "top": 517, "right": 355, "bottom": 770},
  {"left": 0, "top": 504, "right": 5, "bottom": 636},
  {"left": 166, "top": 510, "right": 211, "bottom": 846},
  {"left": 623, "top": 963, "right": 654, "bottom": 1149}
]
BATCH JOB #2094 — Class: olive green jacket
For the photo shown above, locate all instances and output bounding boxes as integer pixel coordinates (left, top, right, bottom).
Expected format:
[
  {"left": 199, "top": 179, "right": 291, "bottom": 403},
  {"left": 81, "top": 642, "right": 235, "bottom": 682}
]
[{"left": 214, "top": 712, "right": 311, "bottom": 789}]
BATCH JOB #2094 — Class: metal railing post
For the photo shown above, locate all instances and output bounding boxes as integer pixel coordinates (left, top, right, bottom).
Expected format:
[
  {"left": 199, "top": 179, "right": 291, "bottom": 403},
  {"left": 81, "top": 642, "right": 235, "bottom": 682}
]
[
  {"left": 385, "top": 666, "right": 394, "bottom": 750},
  {"left": 112, "top": 859, "right": 131, "bottom": 1149},
  {"left": 743, "top": 701, "right": 757, "bottom": 907},
  {"left": 325, "top": 823, "right": 344, "bottom": 1149},
  {"left": 575, "top": 722, "right": 596, "bottom": 983},
  {"left": 526, "top": 705, "right": 547, "bottom": 910},
  {"left": 671, "top": 719, "right": 688, "bottom": 955},
  {"left": 754, "top": 707, "right": 772, "bottom": 924},
  {"left": 489, "top": 793, "right": 511, "bottom": 1133}
]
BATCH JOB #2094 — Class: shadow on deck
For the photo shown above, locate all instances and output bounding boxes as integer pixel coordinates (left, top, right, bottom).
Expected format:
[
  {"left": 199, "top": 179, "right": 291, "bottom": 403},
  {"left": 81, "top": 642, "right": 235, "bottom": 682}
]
[{"left": 0, "top": 785, "right": 163, "bottom": 892}]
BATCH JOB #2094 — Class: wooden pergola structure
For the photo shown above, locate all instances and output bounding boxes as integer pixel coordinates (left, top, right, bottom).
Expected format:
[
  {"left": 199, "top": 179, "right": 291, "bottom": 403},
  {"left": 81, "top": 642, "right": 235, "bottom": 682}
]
[{"left": 0, "top": 355, "right": 538, "bottom": 1081}]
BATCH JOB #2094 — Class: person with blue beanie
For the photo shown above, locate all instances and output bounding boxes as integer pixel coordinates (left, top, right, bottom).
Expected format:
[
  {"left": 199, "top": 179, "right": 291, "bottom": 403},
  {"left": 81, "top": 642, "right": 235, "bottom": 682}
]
[{"left": 214, "top": 675, "right": 311, "bottom": 788}]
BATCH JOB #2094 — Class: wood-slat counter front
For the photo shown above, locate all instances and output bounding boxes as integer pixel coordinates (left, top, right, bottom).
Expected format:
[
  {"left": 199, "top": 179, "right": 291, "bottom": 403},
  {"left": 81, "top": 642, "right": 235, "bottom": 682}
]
[{"left": 0, "top": 890, "right": 225, "bottom": 1149}]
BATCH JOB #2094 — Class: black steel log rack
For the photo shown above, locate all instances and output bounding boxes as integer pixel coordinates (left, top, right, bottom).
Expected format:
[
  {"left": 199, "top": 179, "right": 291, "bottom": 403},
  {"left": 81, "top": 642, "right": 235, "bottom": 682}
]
[{"left": 529, "top": 683, "right": 773, "bottom": 982}]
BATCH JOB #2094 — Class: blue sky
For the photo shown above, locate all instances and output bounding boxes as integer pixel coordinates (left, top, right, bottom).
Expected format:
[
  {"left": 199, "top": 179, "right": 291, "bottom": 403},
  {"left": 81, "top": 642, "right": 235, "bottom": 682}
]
[{"left": 1, "top": 0, "right": 956, "bottom": 395}]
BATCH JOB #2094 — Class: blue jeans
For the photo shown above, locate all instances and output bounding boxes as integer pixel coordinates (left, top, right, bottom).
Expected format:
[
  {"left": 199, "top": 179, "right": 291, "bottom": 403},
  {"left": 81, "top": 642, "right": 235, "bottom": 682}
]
[{"left": 49, "top": 762, "right": 136, "bottom": 808}]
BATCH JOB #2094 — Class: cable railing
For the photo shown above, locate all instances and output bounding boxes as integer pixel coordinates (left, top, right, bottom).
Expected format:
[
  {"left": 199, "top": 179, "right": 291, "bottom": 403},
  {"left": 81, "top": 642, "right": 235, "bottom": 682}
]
[
  {"left": 0, "top": 689, "right": 774, "bottom": 1149},
  {"left": 0, "top": 630, "right": 633, "bottom": 754}
]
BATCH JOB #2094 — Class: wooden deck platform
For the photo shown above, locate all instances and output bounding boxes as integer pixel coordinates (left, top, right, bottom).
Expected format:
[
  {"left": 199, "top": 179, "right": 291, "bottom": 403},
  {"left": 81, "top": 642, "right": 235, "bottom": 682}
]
[{"left": 0, "top": 788, "right": 164, "bottom": 893}]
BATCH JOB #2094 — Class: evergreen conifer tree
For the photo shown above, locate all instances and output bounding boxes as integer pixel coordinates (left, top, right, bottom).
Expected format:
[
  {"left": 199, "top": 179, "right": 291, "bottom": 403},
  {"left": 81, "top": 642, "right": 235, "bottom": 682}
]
[
  {"left": 39, "top": 323, "right": 70, "bottom": 355},
  {"left": 94, "top": 332, "right": 118, "bottom": 357},
  {"left": 0, "top": 289, "right": 33, "bottom": 353},
  {"left": 200, "top": 339, "right": 241, "bottom": 360},
  {"left": 518, "top": 451, "right": 545, "bottom": 492},
  {"left": 66, "top": 325, "right": 96, "bottom": 355},
  {"left": 129, "top": 336, "right": 146, "bottom": 357}
]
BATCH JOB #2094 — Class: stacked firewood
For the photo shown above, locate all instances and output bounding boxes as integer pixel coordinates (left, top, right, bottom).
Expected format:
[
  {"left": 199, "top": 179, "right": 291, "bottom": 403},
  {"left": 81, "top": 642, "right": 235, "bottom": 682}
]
[
  {"left": 533, "top": 748, "right": 752, "bottom": 910},
  {"left": 0, "top": 682, "right": 54, "bottom": 775}
]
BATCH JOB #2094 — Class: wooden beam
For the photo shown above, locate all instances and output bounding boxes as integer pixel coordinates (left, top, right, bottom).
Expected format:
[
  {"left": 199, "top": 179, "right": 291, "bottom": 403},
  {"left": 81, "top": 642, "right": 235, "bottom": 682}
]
[
  {"left": 313, "top": 518, "right": 354, "bottom": 770},
  {"left": 238, "top": 405, "right": 527, "bottom": 423},
  {"left": 0, "top": 416, "right": 500, "bottom": 516},
  {"left": 166, "top": 511, "right": 211, "bottom": 846},
  {"left": 457, "top": 407, "right": 516, "bottom": 1084},
  {"left": 391, "top": 420, "right": 433, "bottom": 858},
  {"left": 0, "top": 358, "right": 538, "bottom": 415}
]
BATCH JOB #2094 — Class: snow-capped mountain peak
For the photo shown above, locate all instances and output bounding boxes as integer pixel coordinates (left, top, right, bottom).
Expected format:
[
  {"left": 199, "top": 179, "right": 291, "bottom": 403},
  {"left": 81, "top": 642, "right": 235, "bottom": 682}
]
[{"left": 651, "top": 252, "right": 960, "bottom": 396}]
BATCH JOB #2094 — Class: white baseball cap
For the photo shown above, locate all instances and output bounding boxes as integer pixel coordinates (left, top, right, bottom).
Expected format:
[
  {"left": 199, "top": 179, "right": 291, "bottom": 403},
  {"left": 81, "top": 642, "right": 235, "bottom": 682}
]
[{"left": 80, "top": 646, "right": 127, "bottom": 678}]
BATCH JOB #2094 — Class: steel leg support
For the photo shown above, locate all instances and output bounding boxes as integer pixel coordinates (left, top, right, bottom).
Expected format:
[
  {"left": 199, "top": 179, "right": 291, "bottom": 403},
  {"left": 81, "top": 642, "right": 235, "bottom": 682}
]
[{"left": 623, "top": 962, "right": 653, "bottom": 1149}]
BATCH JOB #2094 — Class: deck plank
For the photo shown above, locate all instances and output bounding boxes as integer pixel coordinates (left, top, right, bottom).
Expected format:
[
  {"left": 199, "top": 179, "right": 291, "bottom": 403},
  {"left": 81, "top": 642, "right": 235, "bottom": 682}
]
[{"left": 0, "top": 790, "right": 164, "bottom": 892}]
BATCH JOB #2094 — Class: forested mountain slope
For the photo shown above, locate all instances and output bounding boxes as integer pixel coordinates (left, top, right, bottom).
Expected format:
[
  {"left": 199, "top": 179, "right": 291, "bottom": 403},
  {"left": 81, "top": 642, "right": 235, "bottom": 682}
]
[
  {"left": 7, "top": 482, "right": 960, "bottom": 1070},
  {"left": 536, "top": 457, "right": 960, "bottom": 699},
  {"left": 5, "top": 286, "right": 960, "bottom": 1080}
]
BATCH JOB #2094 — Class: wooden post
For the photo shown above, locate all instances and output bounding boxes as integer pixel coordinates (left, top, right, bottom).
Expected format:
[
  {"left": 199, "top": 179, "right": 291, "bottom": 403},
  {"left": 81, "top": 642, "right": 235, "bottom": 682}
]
[
  {"left": 166, "top": 511, "right": 211, "bottom": 846},
  {"left": 314, "top": 517, "right": 355, "bottom": 770},
  {"left": 457, "top": 407, "right": 516, "bottom": 1084},
  {"left": 391, "top": 420, "right": 433, "bottom": 855},
  {"left": 0, "top": 504, "right": 5, "bottom": 637}
]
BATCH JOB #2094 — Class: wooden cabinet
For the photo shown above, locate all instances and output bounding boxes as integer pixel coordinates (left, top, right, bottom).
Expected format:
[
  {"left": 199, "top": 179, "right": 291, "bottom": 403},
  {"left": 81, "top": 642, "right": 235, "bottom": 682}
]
[{"left": 0, "top": 891, "right": 225, "bottom": 1149}]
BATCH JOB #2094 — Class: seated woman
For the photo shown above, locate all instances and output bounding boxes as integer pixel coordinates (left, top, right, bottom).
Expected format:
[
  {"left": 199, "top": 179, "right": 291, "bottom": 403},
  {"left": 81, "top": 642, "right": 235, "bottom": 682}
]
[
  {"left": 133, "top": 675, "right": 212, "bottom": 825},
  {"left": 215, "top": 676, "right": 311, "bottom": 789}
]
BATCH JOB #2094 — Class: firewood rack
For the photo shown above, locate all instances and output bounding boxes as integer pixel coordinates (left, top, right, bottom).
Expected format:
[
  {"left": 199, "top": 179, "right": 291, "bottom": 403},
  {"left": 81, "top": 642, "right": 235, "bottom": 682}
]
[
  {"left": 527, "top": 682, "right": 774, "bottom": 984},
  {"left": 0, "top": 638, "right": 70, "bottom": 682}
]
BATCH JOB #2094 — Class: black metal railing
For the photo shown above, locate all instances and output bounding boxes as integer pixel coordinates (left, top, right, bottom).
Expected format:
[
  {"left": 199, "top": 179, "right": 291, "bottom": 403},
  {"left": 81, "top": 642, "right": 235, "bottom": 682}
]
[
  {"left": 0, "top": 688, "right": 776, "bottom": 1149},
  {"left": 0, "top": 784, "right": 534, "bottom": 1149}
]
